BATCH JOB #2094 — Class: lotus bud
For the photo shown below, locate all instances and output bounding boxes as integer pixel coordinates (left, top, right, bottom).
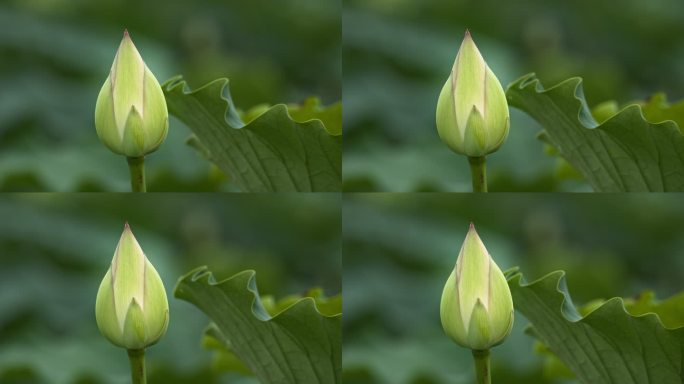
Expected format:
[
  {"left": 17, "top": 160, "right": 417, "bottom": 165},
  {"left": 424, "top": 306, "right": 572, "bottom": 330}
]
[
  {"left": 95, "top": 30, "right": 168, "bottom": 158},
  {"left": 95, "top": 223, "right": 169, "bottom": 350},
  {"left": 440, "top": 223, "right": 513, "bottom": 350},
  {"left": 436, "top": 30, "right": 509, "bottom": 157}
]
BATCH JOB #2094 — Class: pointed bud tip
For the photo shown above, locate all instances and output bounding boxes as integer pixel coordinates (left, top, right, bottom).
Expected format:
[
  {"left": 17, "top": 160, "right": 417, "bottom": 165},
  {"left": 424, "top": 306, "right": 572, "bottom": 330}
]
[
  {"left": 465, "top": 29, "right": 471, "bottom": 37},
  {"left": 465, "top": 223, "right": 483, "bottom": 244},
  {"left": 123, "top": 29, "right": 129, "bottom": 37}
]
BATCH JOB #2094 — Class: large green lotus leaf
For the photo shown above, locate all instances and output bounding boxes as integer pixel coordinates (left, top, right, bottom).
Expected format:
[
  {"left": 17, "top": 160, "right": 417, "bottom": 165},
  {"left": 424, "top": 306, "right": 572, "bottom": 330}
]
[
  {"left": 508, "top": 269, "right": 684, "bottom": 384},
  {"left": 529, "top": 289, "right": 684, "bottom": 382},
  {"left": 506, "top": 73, "right": 684, "bottom": 191},
  {"left": 202, "top": 287, "right": 342, "bottom": 377},
  {"left": 163, "top": 76, "right": 342, "bottom": 192},
  {"left": 174, "top": 267, "right": 342, "bottom": 384}
]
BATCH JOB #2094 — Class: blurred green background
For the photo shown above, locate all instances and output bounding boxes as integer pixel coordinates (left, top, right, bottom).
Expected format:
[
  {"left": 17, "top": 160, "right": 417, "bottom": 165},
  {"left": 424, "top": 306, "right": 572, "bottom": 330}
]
[
  {"left": 342, "top": 0, "right": 684, "bottom": 192},
  {"left": 0, "top": 0, "right": 340, "bottom": 191},
  {"left": 342, "top": 193, "right": 684, "bottom": 383},
  {"left": 0, "top": 193, "right": 340, "bottom": 383}
]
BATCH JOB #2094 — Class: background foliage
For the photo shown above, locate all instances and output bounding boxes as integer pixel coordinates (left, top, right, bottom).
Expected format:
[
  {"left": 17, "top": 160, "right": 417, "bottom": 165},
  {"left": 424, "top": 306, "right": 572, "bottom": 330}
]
[
  {"left": 343, "top": 0, "right": 684, "bottom": 192},
  {"left": 0, "top": 0, "right": 340, "bottom": 191},
  {"left": 342, "top": 193, "right": 684, "bottom": 383},
  {"left": 0, "top": 194, "right": 340, "bottom": 383}
]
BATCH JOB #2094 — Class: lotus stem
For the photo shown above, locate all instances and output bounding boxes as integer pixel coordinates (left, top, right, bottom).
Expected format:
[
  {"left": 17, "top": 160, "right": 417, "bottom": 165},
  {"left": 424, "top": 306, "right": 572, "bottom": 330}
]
[
  {"left": 127, "top": 349, "right": 147, "bottom": 384},
  {"left": 127, "top": 156, "right": 146, "bottom": 192},
  {"left": 472, "top": 349, "right": 491, "bottom": 384},
  {"left": 468, "top": 156, "right": 488, "bottom": 192}
]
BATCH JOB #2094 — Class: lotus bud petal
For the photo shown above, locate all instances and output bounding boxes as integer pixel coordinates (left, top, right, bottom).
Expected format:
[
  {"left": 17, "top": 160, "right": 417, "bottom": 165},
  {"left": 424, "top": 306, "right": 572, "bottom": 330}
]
[
  {"left": 95, "top": 30, "right": 168, "bottom": 158},
  {"left": 95, "top": 223, "right": 169, "bottom": 350},
  {"left": 436, "top": 31, "right": 510, "bottom": 157},
  {"left": 440, "top": 223, "right": 513, "bottom": 350}
]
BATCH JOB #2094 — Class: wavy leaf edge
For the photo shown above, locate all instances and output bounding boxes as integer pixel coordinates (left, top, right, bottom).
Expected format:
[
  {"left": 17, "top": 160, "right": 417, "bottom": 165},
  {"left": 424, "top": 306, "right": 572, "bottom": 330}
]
[
  {"left": 508, "top": 268, "right": 683, "bottom": 332},
  {"left": 173, "top": 266, "right": 342, "bottom": 322},
  {"left": 507, "top": 72, "right": 683, "bottom": 134},
  {"left": 163, "top": 75, "right": 341, "bottom": 136}
]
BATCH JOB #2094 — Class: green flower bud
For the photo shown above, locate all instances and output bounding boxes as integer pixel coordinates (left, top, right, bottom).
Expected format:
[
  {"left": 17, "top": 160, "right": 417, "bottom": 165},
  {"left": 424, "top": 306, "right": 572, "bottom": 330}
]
[
  {"left": 95, "top": 30, "right": 168, "bottom": 158},
  {"left": 436, "top": 31, "right": 509, "bottom": 157},
  {"left": 440, "top": 223, "right": 513, "bottom": 350},
  {"left": 95, "top": 223, "right": 169, "bottom": 350}
]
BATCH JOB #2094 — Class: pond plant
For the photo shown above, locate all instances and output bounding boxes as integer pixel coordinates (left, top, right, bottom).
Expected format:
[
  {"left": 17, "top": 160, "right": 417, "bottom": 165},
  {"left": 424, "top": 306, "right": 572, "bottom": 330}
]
[
  {"left": 92, "top": 29, "right": 341, "bottom": 193},
  {"left": 95, "top": 31, "right": 169, "bottom": 192},
  {"left": 95, "top": 223, "right": 169, "bottom": 384},
  {"left": 436, "top": 31, "right": 510, "bottom": 192},
  {"left": 440, "top": 223, "right": 513, "bottom": 384},
  {"left": 94, "top": 223, "right": 342, "bottom": 383}
]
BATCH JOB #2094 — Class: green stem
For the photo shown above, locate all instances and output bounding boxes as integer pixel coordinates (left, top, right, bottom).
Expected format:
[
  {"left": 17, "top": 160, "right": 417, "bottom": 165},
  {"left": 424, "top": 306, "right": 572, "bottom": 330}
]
[
  {"left": 472, "top": 349, "right": 491, "bottom": 384},
  {"left": 127, "top": 349, "right": 147, "bottom": 384},
  {"left": 468, "top": 156, "right": 488, "bottom": 192},
  {"left": 127, "top": 156, "right": 146, "bottom": 192}
]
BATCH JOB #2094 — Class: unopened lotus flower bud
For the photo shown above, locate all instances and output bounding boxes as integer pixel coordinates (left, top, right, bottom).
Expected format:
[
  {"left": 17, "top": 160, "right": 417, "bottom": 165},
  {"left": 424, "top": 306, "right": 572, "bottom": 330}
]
[
  {"left": 95, "top": 30, "right": 168, "bottom": 158},
  {"left": 440, "top": 223, "right": 513, "bottom": 350},
  {"left": 95, "top": 223, "right": 169, "bottom": 350},
  {"left": 436, "top": 31, "right": 509, "bottom": 157}
]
